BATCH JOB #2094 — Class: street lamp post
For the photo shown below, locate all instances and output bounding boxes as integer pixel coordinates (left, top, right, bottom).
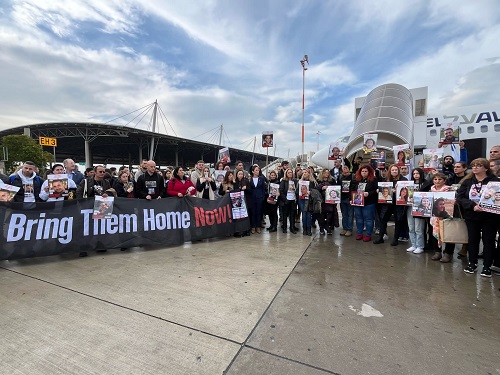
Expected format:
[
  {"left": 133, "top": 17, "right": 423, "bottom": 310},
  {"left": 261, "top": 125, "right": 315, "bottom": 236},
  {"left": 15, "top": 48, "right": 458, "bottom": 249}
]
[{"left": 300, "top": 55, "right": 309, "bottom": 163}]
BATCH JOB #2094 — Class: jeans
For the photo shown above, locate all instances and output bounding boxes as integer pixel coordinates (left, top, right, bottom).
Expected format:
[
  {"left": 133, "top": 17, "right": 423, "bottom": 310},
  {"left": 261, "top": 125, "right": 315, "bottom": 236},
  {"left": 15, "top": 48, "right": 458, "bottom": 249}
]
[
  {"left": 407, "top": 209, "right": 425, "bottom": 249},
  {"left": 340, "top": 198, "right": 354, "bottom": 231},
  {"left": 298, "top": 199, "right": 312, "bottom": 229},
  {"left": 354, "top": 203, "right": 375, "bottom": 236}
]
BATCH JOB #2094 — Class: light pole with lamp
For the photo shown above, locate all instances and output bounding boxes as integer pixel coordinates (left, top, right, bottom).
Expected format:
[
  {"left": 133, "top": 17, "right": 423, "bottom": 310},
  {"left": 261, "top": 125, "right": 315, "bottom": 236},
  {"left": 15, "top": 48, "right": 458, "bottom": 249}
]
[{"left": 300, "top": 54, "right": 309, "bottom": 163}]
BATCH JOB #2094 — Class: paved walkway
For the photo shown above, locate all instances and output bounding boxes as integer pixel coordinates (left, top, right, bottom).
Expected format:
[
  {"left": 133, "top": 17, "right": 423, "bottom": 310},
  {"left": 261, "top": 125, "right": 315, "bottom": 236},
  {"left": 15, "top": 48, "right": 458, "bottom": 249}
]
[{"left": 1, "top": 226, "right": 499, "bottom": 374}]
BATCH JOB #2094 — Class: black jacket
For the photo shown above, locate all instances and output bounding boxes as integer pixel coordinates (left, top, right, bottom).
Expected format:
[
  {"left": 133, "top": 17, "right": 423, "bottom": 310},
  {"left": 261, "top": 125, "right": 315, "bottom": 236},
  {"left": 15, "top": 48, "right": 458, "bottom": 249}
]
[
  {"left": 278, "top": 179, "right": 298, "bottom": 206},
  {"left": 457, "top": 175, "right": 500, "bottom": 221},
  {"left": 350, "top": 178, "right": 378, "bottom": 206},
  {"left": 136, "top": 172, "right": 165, "bottom": 199},
  {"left": 10, "top": 173, "right": 44, "bottom": 202}
]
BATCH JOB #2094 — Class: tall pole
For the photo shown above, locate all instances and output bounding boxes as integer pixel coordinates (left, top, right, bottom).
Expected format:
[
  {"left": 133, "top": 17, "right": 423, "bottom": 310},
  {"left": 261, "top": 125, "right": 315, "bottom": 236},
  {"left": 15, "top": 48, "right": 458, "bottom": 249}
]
[
  {"left": 316, "top": 131, "right": 321, "bottom": 151},
  {"left": 149, "top": 100, "right": 158, "bottom": 160},
  {"left": 300, "top": 55, "right": 309, "bottom": 163}
]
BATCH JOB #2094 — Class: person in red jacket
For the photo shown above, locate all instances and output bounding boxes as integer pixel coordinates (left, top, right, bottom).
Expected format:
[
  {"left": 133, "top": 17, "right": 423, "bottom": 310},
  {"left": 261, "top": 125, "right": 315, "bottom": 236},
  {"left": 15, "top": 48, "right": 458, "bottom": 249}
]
[{"left": 167, "top": 166, "right": 196, "bottom": 197}]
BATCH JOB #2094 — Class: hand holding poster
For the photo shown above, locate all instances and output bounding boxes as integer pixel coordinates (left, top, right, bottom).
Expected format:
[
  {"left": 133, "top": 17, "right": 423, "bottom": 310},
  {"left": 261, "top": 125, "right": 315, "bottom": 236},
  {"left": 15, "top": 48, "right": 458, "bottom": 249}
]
[
  {"left": 262, "top": 131, "right": 273, "bottom": 148},
  {"left": 395, "top": 181, "right": 414, "bottom": 205},
  {"left": 93, "top": 196, "right": 115, "bottom": 219},
  {"left": 479, "top": 181, "right": 500, "bottom": 214},
  {"left": 328, "top": 142, "right": 346, "bottom": 160},
  {"left": 393, "top": 144, "right": 411, "bottom": 166},
  {"left": 298, "top": 180, "right": 310, "bottom": 199},
  {"left": 412, "top": 192, "right": 433, "bottom": 217},
  {"left": 423, "top": 148, "right": 444, "bottom": 171},
  {"left": 362, "top": 134, "right": 377, "bottom": 154},
  {"left": 267, "top": 183, "right": 280, "bottom": 204},
  {"left": 377, "top": 182, "right": 393, "bottom": 203},
  {"left": 440, "top": 121, "right": 460, "bottom": 144},
  {"left": 48, "top": 174, "right": 69, "bottom": 199},
  {"left": 325, "top": 186, "right": 341, "bottom": 204},
  {"left": 218, "top": 147, "right": 231, "bottom": 164},
  {"left": 351, "top": 192, "right": 364, "bottom": 206},
  {"left": 0, "top": 184, "right": 20, "bottom": 202},
  {"left": 230, "top": 191, "right": 248, "bottom": 218}
]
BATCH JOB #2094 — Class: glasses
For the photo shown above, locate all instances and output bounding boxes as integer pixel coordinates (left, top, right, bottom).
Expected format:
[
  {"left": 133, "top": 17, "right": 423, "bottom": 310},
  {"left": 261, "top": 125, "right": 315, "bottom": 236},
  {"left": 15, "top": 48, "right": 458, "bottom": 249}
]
[{"left": 96, "top": 170, "right": 105, "bottom": 173}]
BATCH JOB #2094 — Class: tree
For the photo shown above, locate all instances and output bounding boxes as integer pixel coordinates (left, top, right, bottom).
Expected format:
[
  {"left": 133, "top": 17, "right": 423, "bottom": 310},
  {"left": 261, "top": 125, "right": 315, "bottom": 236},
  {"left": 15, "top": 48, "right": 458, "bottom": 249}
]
[{"left": 1, "top": 135, "right": 53, "bottom": 174}]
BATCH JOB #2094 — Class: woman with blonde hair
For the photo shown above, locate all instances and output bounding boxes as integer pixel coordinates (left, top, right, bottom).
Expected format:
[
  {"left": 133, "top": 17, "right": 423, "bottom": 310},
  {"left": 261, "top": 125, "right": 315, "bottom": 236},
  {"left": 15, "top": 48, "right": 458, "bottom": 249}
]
[{"left": 279, "top": 168, "right": 298, "bottom": 234}]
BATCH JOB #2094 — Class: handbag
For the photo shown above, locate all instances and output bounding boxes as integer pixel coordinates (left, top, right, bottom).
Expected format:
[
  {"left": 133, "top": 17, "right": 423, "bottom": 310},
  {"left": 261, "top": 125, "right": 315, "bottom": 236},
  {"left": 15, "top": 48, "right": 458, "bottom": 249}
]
[{"left": 438, "top": 205, "right": 468, "bottom": 244}]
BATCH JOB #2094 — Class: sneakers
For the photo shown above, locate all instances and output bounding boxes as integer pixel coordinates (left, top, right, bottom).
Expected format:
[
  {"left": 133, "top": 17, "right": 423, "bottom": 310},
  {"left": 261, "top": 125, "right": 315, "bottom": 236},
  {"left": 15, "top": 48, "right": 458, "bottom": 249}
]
[
  {"left": 383, "top": 234, "right": 389, "bottom": 240},
  {"left": 490, "top": 265, "right": 500, "bottom": 273},
  {"left": 413, "top": 248, "right": 424, "bottom": 254},
  {"left": 356, "top": 234, "right": 363, "bottom": 240},
  {"left": 406, "top": 246, "right": 416, "bottom": 253},
  {"left": 464, "top": 263, "right": 477, "bottom": 274},
  {"left": 344, "top": 231, "right": 352, "bottom": 237},
  {"left": 327, "top": 230, "right": 333, "bottom": 235},
  {"left": 480, "top": 267, "right": 492, "bottom": 278},
  {"left": 340, "top": 230, "right": 347, "bottom": 236},
  {"left": 399, "top": 237, "right": 409, "bottom": 242},
  {"left": 375, "top": 229, "right": 380, "bottom": 235},
  {"left": 319, "top": 229, "right": 325, "bottom": 235},
  {"left": 363, "top": 235, "right": 371, "bottom": 242}
]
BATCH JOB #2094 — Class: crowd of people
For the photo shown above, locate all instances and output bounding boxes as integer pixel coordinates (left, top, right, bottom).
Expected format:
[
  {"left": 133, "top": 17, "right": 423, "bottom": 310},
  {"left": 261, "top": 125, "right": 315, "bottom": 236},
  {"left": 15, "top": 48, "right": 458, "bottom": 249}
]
[{"left": 1, "top": 145, "right": 499, "bottom": 278}]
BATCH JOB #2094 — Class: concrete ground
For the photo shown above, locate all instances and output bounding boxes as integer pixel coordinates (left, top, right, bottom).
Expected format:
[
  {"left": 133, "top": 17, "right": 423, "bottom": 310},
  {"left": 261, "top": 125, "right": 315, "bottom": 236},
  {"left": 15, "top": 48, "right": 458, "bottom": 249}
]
[{"left": 1, "top": 224, "right": 499, "bottom": 375}]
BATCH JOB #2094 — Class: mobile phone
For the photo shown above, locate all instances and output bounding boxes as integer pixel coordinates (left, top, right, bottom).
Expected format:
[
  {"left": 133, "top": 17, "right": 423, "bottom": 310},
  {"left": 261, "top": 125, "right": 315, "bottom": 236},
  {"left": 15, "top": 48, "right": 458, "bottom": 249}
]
[{"left": 204, "top": 172, "right": 208, "bottom": 178}]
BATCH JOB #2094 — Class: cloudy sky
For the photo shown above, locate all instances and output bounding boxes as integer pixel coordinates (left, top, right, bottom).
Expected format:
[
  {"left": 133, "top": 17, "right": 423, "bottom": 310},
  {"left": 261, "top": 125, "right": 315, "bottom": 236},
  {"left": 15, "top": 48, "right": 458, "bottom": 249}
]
[{"left": 0, "top": 0, "right": 499, "bottom": 158}]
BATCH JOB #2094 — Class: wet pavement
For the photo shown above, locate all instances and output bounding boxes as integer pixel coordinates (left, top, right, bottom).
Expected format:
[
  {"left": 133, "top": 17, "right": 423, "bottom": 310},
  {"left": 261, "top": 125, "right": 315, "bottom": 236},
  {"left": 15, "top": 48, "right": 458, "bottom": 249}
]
[{"left": 1, "top": 225, "right": 499, "bottom": 374}]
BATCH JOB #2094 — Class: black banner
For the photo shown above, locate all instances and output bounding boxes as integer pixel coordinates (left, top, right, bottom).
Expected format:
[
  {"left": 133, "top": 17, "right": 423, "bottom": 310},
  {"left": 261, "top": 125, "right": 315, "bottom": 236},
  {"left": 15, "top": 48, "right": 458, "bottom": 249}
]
[{"left": 0, "top": 196, "right": 250, "bottom": 260}]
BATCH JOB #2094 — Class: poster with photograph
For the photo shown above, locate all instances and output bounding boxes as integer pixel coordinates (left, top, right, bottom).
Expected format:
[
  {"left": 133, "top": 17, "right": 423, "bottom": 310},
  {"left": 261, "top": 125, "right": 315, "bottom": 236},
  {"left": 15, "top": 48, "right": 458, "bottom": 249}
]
[
  {"left": 213, "top": 171, "right": 226, "bottom": 187},
  {"left": 0, "top": 184, "right": 20, "bottom": 202},
  {"left": 375, "top": 150, "right": 387, "bottom": 169},
  {"left": 393, "top": 144, "right": 411, "bottom": 166},
  {"left": 262, "top": 131, "right": 273, "bottom": 148},
  {"left": 325, "top": 185, "right": 341, "bottom": 204},
  {"left": 431, "top": 191, "right": 455, "bottom": 218},
  {"left": 377, "top": 182, "right": 393, "bottom": 203},
  {"left": 328, "top": 142, "right": 346, "bottom": 160},
  {"left": 267, "top": 183, "right": 280, "bottom": 204},
  {"left": 341, "top": 180, "right": 351, "bottom": 193},
  {"left": 412, "top": 192, "right": 433, "bottom": 217},
  {"left": 230, "top": 191, "right": 248, "bottom": 219},
  {"left": 357, "top": 182, "right": 367, "bottom": 192},
  {"left": 298, "top": 180, "right": 310, "bottom": 199},
  {"left": 93, "top": 196, "right": 115, "bottom": 219},
  {"left": 218, "top": 147, "right": 231, "bottom": 164},
  {"left": 440, "top": 121, "right": 460, "bottom": 144},
  {"left": 351, "top": 191, "right": 364, "bottom": 206},
  {"left": 440, "top": 143, "right": 460, "bottom": 164},
  {"left": 362, "top": 134, "right": 378, "bottom": 154},
  {"left": 423, "top": 148, "right": 444, "bottom": 171},
  {"left": 395, "top": 181, "right": 415, "bottom": 206},
  {"left": 479, "top": 181, "right": 500, "bottom": 214},
  {"left": 48, "top": 174, "right": 69, "bottom": 199}
]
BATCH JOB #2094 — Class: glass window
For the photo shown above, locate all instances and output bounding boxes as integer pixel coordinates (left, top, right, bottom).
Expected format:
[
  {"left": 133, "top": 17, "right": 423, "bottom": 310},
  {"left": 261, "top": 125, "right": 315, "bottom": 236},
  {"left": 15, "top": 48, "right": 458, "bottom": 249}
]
[
  {"left": 467, "top": 126, "right": 474, "bottom": 134},
  {"left": 415, "top": 99, "right": 426, "bottom": 116},
  {"left": 480, "top": 125, "right": 488, "bottom": 133},
  {"left": 430, "top": 129, "right": 437, "bottom": 136}
]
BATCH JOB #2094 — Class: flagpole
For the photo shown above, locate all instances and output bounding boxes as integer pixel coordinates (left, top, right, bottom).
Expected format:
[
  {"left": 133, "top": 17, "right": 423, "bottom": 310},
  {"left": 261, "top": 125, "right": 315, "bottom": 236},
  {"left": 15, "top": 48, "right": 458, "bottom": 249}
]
[{"left": 300, "top": 55, "right": 309, "bottom": 163}]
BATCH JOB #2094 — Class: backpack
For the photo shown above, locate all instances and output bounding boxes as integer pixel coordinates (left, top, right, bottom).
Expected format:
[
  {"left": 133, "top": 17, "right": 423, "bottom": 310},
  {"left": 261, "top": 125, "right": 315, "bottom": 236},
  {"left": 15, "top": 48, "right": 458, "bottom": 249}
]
[{"left": 10, "top": 174, "right": 42, "bottom": 186}]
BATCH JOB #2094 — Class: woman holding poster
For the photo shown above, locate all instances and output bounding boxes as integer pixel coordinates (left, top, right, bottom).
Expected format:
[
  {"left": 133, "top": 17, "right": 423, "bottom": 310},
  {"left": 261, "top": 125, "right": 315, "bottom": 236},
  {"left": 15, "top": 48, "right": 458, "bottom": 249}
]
[
  {"left": 316, "top": 169, "right": 337, "bottom": 235},
  {"left": 373, "top": 165, "right": 408, "bottom": 246},
  {"left": 406, "top": 168, "right": 432, "bottom": 254},
  {"left": 298, "top": 169, "right": 317, "bottom": 236},
  {"left": 350, "top": 164, "right": 378, "bottom": 242},
  {"left": 457, "top": 158, "right": 500, "bottom": 277}
]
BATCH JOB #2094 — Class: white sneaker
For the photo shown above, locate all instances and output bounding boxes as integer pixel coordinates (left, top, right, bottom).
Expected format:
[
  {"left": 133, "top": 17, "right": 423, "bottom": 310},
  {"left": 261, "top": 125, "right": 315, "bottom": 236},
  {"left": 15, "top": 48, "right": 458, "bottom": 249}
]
[
  {"left": 406, "top": 246, "right": 416, "bottom": 253},
  {"left": 413, "top": 248, "right": 424, "bottom": 254},
  {"left": 383, "top": 234, "right": 389, "bottom": 240}
]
